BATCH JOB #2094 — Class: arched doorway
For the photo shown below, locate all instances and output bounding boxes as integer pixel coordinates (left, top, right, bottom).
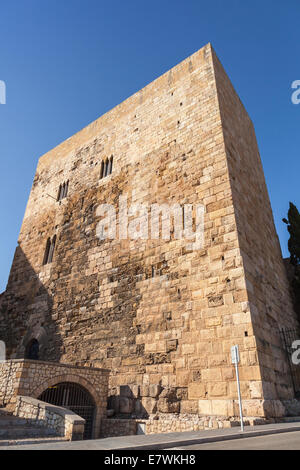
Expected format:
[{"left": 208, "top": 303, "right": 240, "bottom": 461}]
[
  {"left": 25, "top": 339, "right": 39, "bottom": 360},
  {"left": 38, "top": 382, "right": 96, "bottom": 439}
]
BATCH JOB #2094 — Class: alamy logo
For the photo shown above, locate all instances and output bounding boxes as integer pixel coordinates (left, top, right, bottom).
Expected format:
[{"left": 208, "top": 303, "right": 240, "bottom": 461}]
[
  {"left": 291, "top": 80, "right": 300, "bottom": 105},
  {"left": 0, "top": 341, "right": 5, "bottom": 362},
  {"left": 96, "top": 194, "right": 205, "bottom": 250},
  {"left": 291, "top": 340, "right": 300, "bottom": 365},
  {"left": 0, "top": 80, "right": 6, "bottom": 104}
]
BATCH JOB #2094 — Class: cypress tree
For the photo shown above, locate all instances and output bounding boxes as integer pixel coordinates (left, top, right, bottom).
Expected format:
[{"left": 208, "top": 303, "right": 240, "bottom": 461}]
[{"left": 283, "top": 202, "right": 300, "bottom": 317}]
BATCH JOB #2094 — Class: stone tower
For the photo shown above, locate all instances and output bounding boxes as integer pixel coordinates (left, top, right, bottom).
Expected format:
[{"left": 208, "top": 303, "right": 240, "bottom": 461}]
[{"left": 0, "top": 43, "right": 298, "bottom": 424}]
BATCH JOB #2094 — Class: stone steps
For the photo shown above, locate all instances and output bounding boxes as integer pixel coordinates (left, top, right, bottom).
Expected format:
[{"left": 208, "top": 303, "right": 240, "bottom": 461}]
[
  {"left": 0, "top": 407, "right": 59, "bottom": 441},
  {"left": 0, "top": 437, "right": 68, "bottom": 447},
  {"left": 0, "top": 426, "right": 58, "bottom": 439},
  {"left": 0, "top": 417, "right": 29, "bottom": 426}
]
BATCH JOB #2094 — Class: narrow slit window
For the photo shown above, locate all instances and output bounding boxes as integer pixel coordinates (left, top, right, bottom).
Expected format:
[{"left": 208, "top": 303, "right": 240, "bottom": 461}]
[
  {"left": 100, "top": 157, "right": 113, "bottom": 179},
  {"left": 43, "top": 238, "right": 51, "bottom": 265},
  {"left": 104, "top": 159, "right": 109, "bottom": 177},
  {"left": 57, "top": 181, "right": 69, "bottom": 201},
  {"left": 43, "top": 235, "right": 56, "bottom": 265},
  {"left": 100, "top": 161, "right": 104, "bottom": 179},
  {"left": 64, "top": 180, "right": 69, "bottom": 198},
  {"left": 109, "top": 156, "right": 113, "bottom": 175},
  {"left": 57, "top": 184, "right": 62, "bottom": 201},
  {"left": 48, "top": 235, "right": 56, "bottom": 263}
]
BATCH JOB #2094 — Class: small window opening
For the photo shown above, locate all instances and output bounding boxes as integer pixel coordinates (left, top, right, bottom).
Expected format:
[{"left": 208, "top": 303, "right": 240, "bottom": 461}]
[
  {"left": 104, "top": 159, "right": 109, "bottom": 177},
  {"left": 57, "top": 181, "right": 69, "bottom": 201},
  {"left": 100, "top": 160, "right": 104, "bottom": 179},
  {"left": 100, "top": 156, "right": 113, "bottom": 179},
  {"left": 43, "top": 235, "right": 57, "bottom": 265},
  {"left": 43, "top": 238, "right": 51, "bottom": 265}
]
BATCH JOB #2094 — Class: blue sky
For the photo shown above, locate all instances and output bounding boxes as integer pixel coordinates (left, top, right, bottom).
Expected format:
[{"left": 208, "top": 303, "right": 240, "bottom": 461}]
[{"left": 0, "top": 0, "right": 299, "bottom": 292}]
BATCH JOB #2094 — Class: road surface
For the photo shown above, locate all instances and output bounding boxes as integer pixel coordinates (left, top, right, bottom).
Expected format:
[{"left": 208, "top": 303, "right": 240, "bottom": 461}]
[{"left": 168, "top": 431, "right": 300, "bottom": 450}]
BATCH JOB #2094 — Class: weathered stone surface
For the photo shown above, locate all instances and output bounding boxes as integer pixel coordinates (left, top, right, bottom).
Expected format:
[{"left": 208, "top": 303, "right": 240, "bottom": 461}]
[
  {"left": 120, "top": 385, "right": 134, "bottom": 398},
  {"left": 180, "top": 400, "right": 198, "bottom": 414},
  {"left": 141, "top": 397, "right": 157, "bottom": 415},
  {"left": 0, "top": 43, "right": 298, "bottom": 421},
  {"left": 166, "top": 340, "right": 178, "bottom": 353},
  {"left": 157, "top": 387, "right": 180, "bottom": 413},
  {"left": 157, "top": 398, "right": 180, "bottom": 414},
  {"left": 149, "top": 384, "right": 161, "bottom": 398},
  {"left": 140, "top": 385, "right": 149, "bottom": 397},
  {"left": 119, "top": 397, "right": 134, "bottom": 414},
  {"left": 188, "top": 382, "right": 207, "bottom": 400}
]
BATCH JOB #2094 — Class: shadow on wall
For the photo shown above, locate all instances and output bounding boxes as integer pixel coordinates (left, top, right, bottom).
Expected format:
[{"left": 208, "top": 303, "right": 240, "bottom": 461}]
[
  {"left": 108, "top": 385, "right": 149, "bottom": 418},
  {"left": 0, "top": 245, "right": 63, "bottom": 361},
  {"left": 107, "top": 384, "right": 181, "bottom": 419}
]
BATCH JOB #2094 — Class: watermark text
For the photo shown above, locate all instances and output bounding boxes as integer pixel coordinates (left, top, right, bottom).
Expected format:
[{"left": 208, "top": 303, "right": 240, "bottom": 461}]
[
  {"left": 291, "top": 80, "right": 300, "bottom": 105},
  {"left": 0, "top": 80, "right": 6, "bottom": 104},
  {"left": 0, "top": 341, "right": 6, "bottom": 362},
  {"left": 96, "top": 194, "right": 205, "bottom": 250}
]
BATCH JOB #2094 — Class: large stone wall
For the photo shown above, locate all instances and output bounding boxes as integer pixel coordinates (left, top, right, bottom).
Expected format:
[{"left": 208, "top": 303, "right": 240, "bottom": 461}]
[
  {"left": 211, "top": 50, "right": 299, "bottom": 415},
  {"left": 0, "top": 43, "right": 298, "bottom": 420}
]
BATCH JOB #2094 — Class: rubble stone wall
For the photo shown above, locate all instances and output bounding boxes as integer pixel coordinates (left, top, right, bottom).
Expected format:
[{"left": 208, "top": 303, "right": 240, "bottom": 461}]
[{"left": 14, "top": 395, "right": 85, "bottom": 440}]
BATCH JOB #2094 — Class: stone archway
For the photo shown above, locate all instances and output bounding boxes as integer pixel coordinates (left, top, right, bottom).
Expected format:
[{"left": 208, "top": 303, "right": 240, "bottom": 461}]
[
  {"left": 31, "top": 373, "right": 103, "bottom": 439},
  {"left": 32, "top": 373, "right": 99, "bottom": 408},
  {"left": 0, "top": 360, "right": 109, "bottom": 438},
  {"left": 38, "top": 381, "right": 96, "bottom": 439}
]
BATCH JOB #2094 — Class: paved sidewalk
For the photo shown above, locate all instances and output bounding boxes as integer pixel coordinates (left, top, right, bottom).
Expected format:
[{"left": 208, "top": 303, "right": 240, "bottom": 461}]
[{"left": 2, "top": 421, "right": 300, "bottom": 450}]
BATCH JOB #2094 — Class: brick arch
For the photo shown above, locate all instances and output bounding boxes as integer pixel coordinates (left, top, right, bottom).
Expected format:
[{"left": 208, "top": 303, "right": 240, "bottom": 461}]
[{"left": 31, "top": 374, "right": 100, "bottom": 406}]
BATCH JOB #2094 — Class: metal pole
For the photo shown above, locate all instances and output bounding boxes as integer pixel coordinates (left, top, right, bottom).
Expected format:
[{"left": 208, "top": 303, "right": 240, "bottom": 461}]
[{"left": 235, "top": 360, "right": 244, "bottom": 432}]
